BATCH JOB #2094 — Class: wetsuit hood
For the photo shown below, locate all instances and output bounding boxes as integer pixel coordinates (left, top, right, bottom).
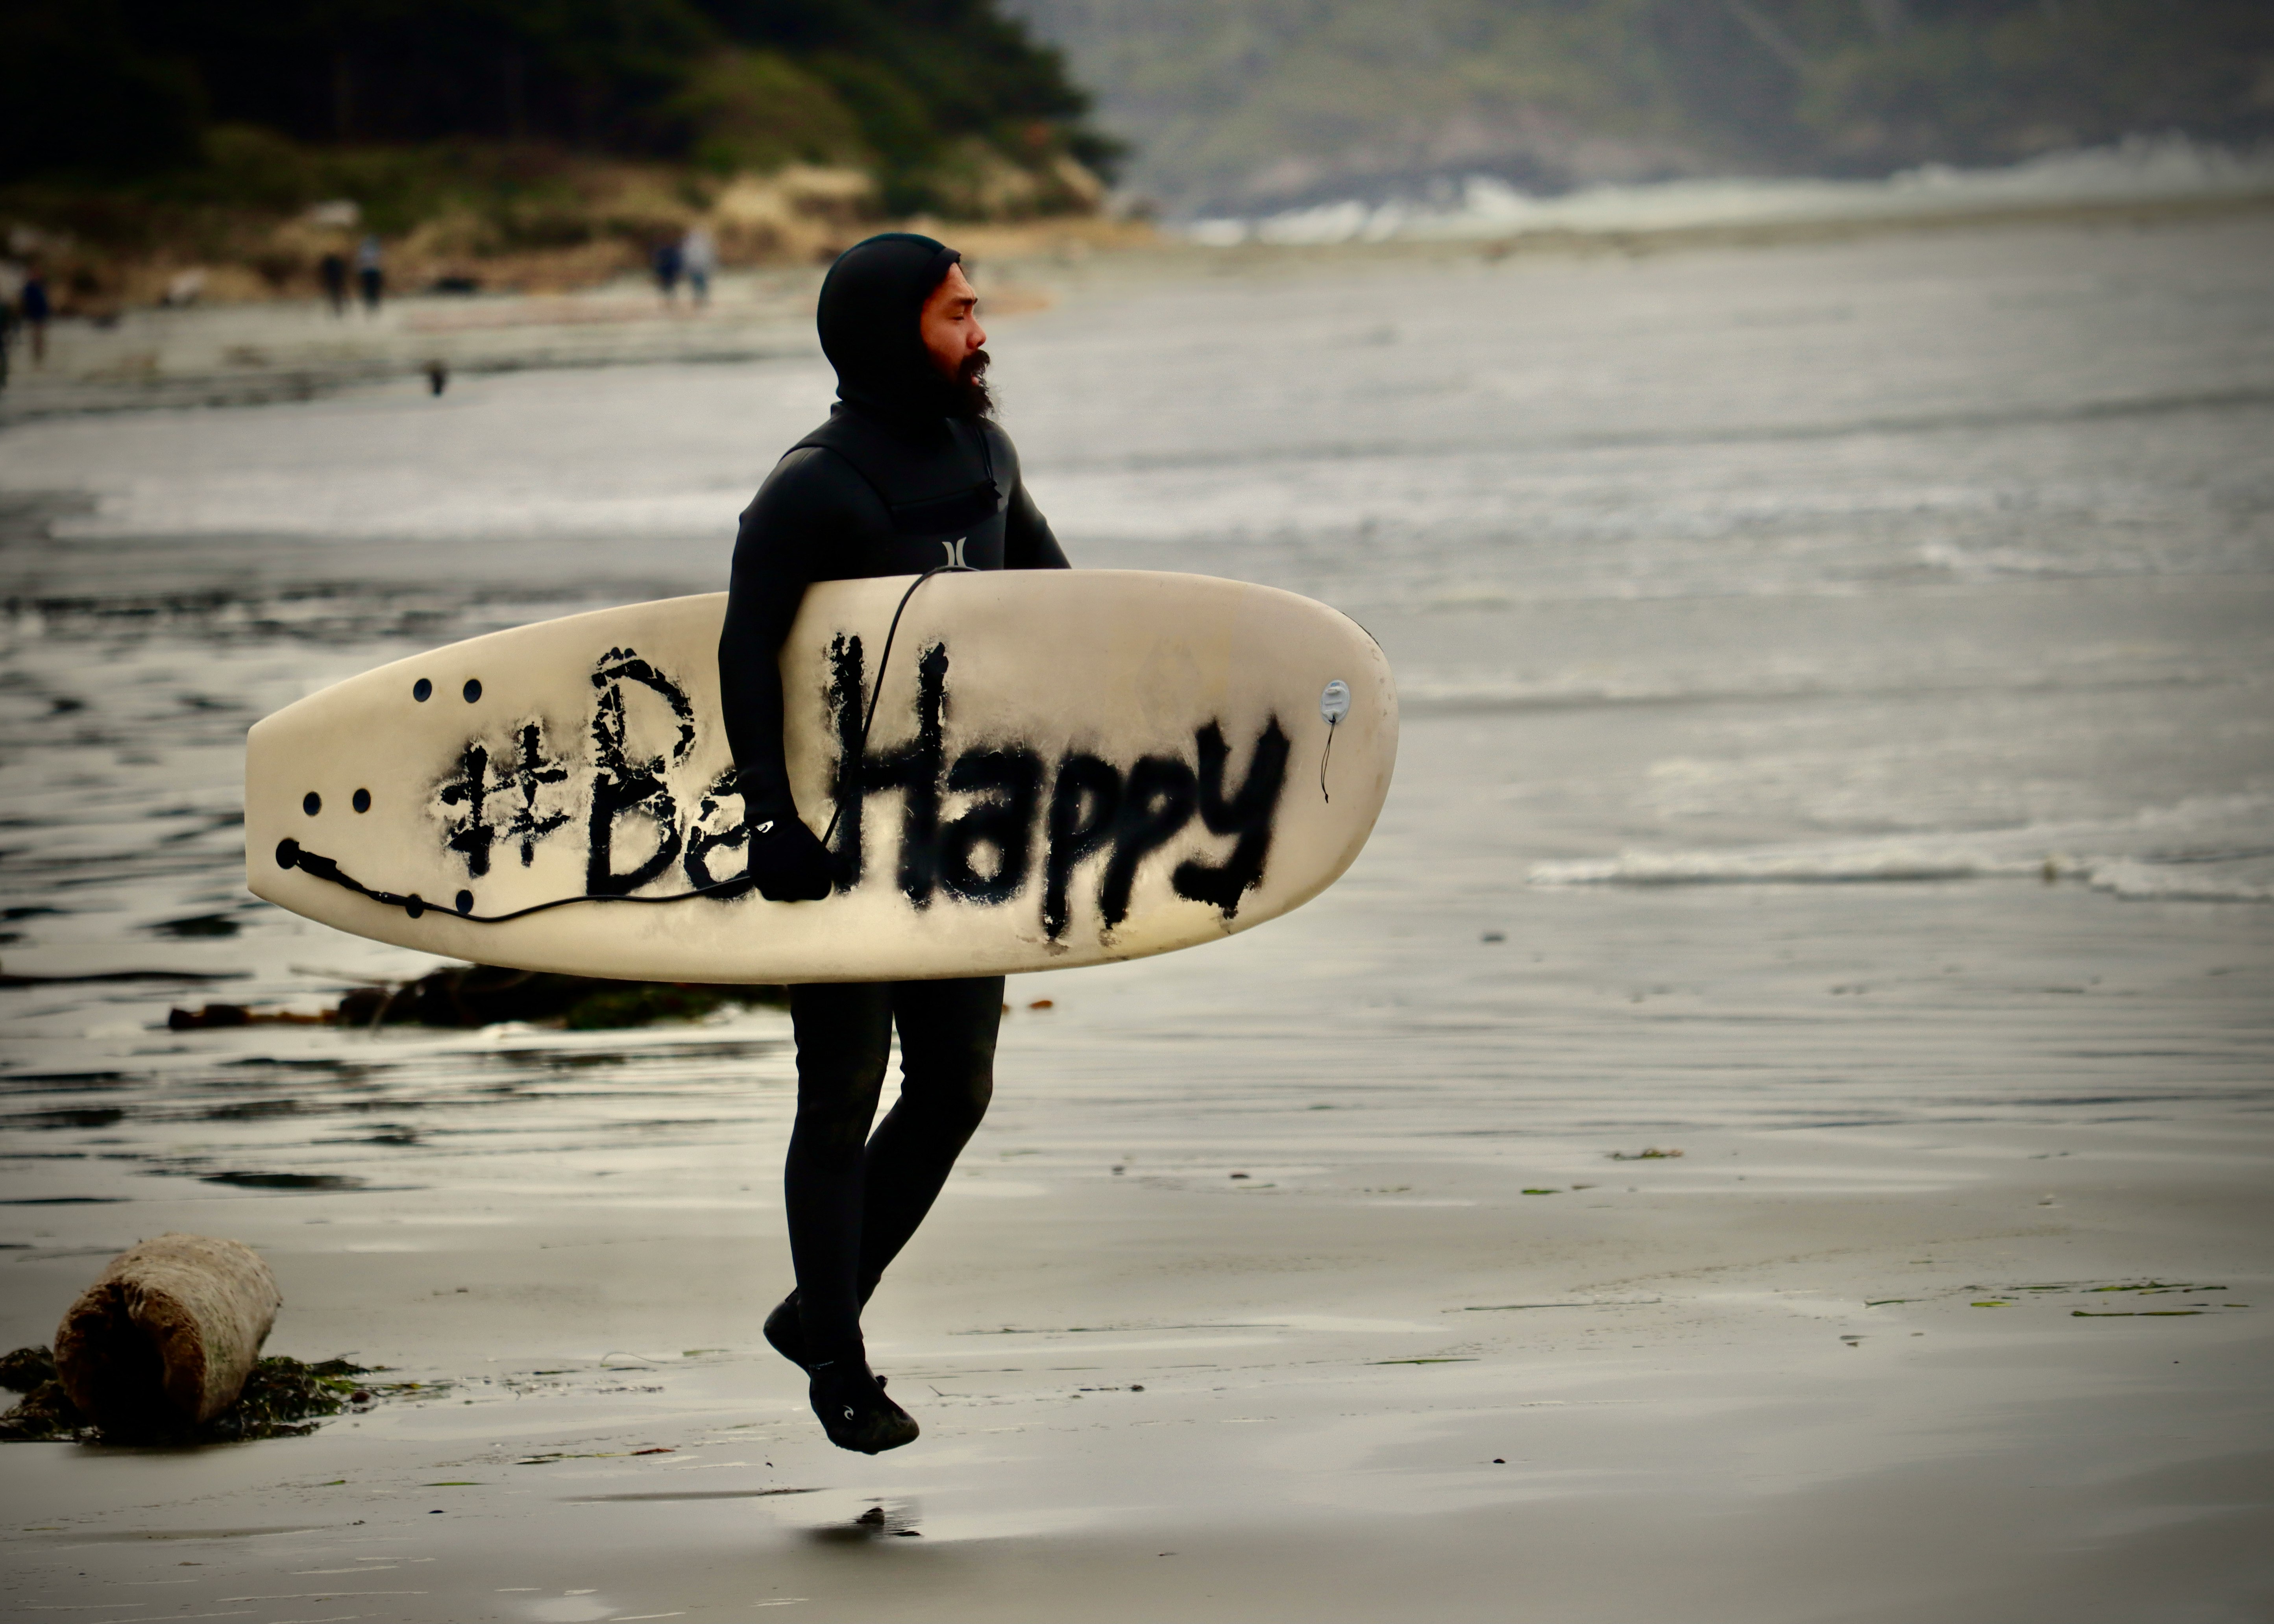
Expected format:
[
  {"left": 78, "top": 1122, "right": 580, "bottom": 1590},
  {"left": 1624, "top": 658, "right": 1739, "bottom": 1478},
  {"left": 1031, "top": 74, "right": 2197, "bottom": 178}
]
[{"left": 816, "top": 232, "right": 963, "bottom": 422}]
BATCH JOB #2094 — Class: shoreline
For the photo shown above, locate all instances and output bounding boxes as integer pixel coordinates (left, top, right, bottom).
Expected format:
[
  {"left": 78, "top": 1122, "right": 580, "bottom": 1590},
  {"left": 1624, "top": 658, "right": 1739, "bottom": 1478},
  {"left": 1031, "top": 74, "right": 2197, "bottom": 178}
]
[{"left": 5, "top": 190, "right": 2268, "bottom": 427}]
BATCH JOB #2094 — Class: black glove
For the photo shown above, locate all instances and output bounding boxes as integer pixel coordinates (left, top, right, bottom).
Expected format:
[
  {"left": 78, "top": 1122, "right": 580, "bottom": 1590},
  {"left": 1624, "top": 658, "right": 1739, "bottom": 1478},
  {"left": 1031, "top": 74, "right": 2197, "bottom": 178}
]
[{"left": 746, "top": 804, "right": 837, "bottom": 903}]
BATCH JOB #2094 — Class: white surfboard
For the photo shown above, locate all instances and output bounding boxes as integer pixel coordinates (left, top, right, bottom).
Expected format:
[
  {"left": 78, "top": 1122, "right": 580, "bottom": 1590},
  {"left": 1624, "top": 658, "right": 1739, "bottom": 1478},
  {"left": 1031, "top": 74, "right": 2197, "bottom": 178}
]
[{"left": 245, "top": 570, "right": 1396, "bottom": 983}]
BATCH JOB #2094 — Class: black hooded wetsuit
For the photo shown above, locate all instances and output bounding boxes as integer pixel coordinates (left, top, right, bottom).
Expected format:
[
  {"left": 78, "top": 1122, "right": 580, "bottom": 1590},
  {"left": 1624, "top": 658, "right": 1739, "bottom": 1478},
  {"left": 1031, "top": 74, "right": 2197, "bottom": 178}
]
[{"left": 717, "top": 233, "right": 1068, "bottom": 1376}]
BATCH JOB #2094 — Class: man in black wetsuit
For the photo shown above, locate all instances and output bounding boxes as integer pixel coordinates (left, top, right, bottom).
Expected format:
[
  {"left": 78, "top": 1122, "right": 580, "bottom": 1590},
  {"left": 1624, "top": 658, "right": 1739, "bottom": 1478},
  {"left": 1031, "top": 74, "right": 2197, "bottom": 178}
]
[{"left": 717, "top": 233, "right": 1069, "bottom": 1454}]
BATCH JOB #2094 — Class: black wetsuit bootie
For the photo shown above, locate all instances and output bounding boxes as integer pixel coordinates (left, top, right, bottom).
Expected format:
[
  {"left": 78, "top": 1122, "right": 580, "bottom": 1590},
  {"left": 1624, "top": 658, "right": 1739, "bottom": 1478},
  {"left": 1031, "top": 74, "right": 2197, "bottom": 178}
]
[
  {"left": 764, "top": 1291, "right": 808, "bottom": 1371},
  {"left": 767, "top": 1287, "right": 889, "bottom": 1378},
  {"left": 808, "top": 1359, "right": 918, "bottom": 1454}
]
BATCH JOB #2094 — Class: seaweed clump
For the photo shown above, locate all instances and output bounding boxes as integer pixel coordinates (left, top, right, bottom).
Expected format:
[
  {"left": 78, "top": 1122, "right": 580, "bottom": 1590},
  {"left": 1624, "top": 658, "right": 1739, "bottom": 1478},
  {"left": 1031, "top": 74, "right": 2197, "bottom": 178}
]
[
  {"left": 0, "top": 1347, "right": 375, "bottom": 1444},
  {"left": 0, "top": 1347, "right": 79, "bottom": 1441}
]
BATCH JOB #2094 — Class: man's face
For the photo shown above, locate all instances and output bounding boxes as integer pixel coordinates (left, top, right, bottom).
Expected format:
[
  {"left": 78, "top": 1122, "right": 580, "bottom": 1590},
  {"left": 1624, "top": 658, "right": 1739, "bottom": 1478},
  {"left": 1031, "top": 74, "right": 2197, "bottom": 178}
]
[{"left": 920, "top": 264, "right": 987, "bottom": 378}]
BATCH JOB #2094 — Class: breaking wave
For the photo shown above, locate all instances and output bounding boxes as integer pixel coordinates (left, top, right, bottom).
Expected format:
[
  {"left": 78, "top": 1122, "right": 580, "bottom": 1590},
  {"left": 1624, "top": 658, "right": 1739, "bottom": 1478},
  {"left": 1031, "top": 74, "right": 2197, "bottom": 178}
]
[
  {"left": 1529, "top": 796, "right": 2274, "bottom": 903},
  {"left": 1187, "top": 135, "right": 2274, "bottom": 247}
]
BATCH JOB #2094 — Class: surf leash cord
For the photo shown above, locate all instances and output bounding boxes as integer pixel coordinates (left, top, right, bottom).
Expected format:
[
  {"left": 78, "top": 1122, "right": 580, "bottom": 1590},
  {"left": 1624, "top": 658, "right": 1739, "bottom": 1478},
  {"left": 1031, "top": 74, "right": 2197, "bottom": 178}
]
[
  {"left": 275, "top": 563, "right": 974, "bottom": 925},
  {"left": 1316, "top": 678, "right": 1351, "bottom": 804},
  {"left": 820, "top": 560, "right": 972, "bottom": 848}
]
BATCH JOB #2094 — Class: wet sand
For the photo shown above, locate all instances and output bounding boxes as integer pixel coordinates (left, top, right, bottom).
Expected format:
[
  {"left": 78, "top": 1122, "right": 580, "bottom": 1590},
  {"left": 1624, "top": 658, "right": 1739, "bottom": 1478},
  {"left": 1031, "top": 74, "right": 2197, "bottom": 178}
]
[
  {"left": 3, "top": 212, "right": 2272, "bottom": 1619},
  {"left": 2, "top": 892, "right": 2268, "bottom": 1620}
]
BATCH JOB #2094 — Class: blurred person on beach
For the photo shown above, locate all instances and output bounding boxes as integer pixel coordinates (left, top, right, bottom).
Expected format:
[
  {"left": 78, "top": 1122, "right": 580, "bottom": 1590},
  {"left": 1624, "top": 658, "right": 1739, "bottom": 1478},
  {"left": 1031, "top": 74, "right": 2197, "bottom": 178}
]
[
  {"left": 717, "top": 233, "right": 1065, "bottom": 1455},
  {"left": 0, "top": 262, "right": 17, "bottom": 388},
  {"left": 652, "top": 236, "right": 683, "bottom": 303},
  {"left": 681, "top": 226, "right": 715, "bottom": 307},
  {"left": 355, "top": 236, "right": 384, "bottom": 314},
  {"left": 320, "top": 250, "right": 349, "bottom": 317},
  {"left": 20, "top": 267, "right": 49, "bottom": 366}
]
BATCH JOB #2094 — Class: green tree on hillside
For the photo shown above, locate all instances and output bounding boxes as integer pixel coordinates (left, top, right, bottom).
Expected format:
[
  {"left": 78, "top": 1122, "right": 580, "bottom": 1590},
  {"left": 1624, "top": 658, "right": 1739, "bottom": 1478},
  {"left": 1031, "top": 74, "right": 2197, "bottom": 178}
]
[{"left": 0, "top": 0, "right": 1117, "bottom": 212}]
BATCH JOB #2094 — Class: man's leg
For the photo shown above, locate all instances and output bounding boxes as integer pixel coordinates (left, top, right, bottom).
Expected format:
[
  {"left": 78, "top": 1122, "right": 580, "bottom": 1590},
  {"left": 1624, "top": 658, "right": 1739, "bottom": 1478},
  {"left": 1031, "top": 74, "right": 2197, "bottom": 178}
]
[
  {"left": 784, "top": 981, "right": 893, "bottom": 1364},
  {"left": 784, "top": 981, "right": 923, "bottom": 1453},
  {"left": 856, "top": 975, "right": 1006, "bottom": 1296}
]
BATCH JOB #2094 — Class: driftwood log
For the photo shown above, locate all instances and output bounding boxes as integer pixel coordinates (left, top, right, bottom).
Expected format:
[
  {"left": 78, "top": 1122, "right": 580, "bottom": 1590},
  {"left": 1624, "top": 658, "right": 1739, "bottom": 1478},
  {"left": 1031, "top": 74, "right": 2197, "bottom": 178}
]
[{"left": 54, "top": 1235, "right": 282, "bottom": 1430}]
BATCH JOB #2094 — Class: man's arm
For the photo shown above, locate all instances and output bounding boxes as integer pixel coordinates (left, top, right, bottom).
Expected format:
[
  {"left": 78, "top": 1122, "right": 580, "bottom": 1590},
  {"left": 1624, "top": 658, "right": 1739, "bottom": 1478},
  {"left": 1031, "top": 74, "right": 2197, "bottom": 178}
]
[
  {"left": 717, "top": 449, "right": 843, "bottom": 900},
  {"left": 1004, "top": 480, "right": 1069, "bottom": 569},
  {"left": 719, "top": 459, "right": 813, "bottom": 806}
]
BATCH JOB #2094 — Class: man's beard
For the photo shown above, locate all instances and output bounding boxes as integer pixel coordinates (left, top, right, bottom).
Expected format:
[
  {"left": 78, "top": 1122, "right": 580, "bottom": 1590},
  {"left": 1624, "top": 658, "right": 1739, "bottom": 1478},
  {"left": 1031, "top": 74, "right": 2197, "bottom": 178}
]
[{"left": 949, "top": 349, "right": 993, "bottom": 419}]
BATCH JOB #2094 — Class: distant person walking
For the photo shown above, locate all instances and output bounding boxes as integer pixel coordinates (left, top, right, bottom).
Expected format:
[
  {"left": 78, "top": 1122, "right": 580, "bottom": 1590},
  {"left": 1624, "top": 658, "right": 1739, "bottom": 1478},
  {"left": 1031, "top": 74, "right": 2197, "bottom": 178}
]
[
  {"left": 20, "top": 268, "right": 50, "bottom": 366},
  {"left": 652, "top": 236, "right": 682, "bottom": 304},
  {"left": 355, "top": 236, "right": 384, "bottom": 314},
  {"left": 681, "top": 226, "right": 716, "bottom": 307},
  {"left": 320, "top": 251, "right": 349, "bottom": 317}
]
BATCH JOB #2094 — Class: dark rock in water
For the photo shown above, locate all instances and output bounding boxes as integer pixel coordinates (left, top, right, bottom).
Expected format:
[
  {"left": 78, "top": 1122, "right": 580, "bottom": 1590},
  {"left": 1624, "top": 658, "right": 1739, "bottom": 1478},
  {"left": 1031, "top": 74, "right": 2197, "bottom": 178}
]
[
  {"left": 334, "top": 964, "right": 788, "bottom": 1031},
  {"left": 856, "top": 1506, "right": 887, "bottom": 1526},
  {"left": 202, "top": 1098, "right": 303, "bottom": 1121},
  {"left": 199, "top": 1172, "right": 364, "bottom": 1191},
  {"left": 15, "top": 1107, "right": 126, "bottom": 1131},
  {"left": 153, "top": 914, "right": 241, "bottom": 938}
]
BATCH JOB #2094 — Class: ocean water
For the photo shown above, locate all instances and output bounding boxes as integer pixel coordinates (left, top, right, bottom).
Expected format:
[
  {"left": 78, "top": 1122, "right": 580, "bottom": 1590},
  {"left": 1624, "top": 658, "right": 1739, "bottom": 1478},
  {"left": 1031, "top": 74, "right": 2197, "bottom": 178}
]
[
  {"left": 0, "top": 212, "right": 2268, "bottom": 1218},
  {"left": 1187, "top": 135, "right": 2274, "bottom": 245}
]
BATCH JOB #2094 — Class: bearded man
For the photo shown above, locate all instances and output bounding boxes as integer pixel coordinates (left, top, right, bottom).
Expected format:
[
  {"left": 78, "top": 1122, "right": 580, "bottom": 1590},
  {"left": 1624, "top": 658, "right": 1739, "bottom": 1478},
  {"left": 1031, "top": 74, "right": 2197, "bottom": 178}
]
[{"left": 717, "top": 233, "right": 1069, "bottom": 1453}]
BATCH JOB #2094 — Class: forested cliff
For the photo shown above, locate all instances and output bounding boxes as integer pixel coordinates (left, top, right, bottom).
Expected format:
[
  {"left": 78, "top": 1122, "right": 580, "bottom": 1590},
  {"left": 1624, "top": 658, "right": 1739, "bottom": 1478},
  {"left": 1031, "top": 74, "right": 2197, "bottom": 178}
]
[
  {"left": 2, "top": 0, "right": 1113, "bottom": 216},
  {"left": 1006, "top": 0, "right": 2274, "bottom": 213}
]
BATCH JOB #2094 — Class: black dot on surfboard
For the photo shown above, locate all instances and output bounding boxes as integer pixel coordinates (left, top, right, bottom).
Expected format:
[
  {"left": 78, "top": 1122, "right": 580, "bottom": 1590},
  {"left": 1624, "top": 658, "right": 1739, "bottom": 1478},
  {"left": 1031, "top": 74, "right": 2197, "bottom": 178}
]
[
  {"left": 412, "top": 678, "right": 432, "bottom": 702},
  {"left": 455, "top": 890, "right": 473, "bottom": 916},
  {"left": 274, "top": 839, "right": 300, "bottom": 870},
  {"left": 302, "top": 791, "right": 321, "bottom": 817},
  {"left": 352, "top": 788, "right": 371, "bottom": 813},
  {"left": 405, "top": 894, "right": 425, "bottom": 919},
  {"left": 462, "top": 678, "right": 482, "bottom": 703}
]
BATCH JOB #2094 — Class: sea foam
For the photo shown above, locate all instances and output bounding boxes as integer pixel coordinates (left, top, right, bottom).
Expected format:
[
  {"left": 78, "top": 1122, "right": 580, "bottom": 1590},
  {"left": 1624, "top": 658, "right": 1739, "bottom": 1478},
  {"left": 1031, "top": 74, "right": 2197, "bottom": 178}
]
[
  {"left": 1529, "top": 794, "right": 2274, "bottom": 903},
  {"left": 1187, "top": 135, "right": 2274, "bottom": 247}
]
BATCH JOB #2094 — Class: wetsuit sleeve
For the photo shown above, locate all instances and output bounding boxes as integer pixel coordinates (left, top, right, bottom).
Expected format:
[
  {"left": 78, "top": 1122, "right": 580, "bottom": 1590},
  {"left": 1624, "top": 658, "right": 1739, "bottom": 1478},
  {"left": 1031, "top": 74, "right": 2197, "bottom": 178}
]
[
  {"left": 1004, "top": 480, "right": 1069, "bottom": 569},
  {"left": 718, "top": 448, "right": 840, "bottom": 810}
]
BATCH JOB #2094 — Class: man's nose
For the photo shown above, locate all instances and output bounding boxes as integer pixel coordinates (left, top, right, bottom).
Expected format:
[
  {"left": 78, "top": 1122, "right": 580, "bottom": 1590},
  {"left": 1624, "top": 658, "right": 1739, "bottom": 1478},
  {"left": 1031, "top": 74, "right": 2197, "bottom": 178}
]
[{"left": 969, "top": 318, "right": 987, "bottom": 351}]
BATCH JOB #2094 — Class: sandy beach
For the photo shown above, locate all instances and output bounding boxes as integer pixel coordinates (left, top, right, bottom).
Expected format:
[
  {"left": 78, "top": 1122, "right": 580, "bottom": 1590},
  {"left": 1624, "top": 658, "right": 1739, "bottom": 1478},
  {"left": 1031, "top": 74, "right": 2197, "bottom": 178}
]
[{"left": 2, "top": 209, "right": 2270, "bottom": 1620}]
